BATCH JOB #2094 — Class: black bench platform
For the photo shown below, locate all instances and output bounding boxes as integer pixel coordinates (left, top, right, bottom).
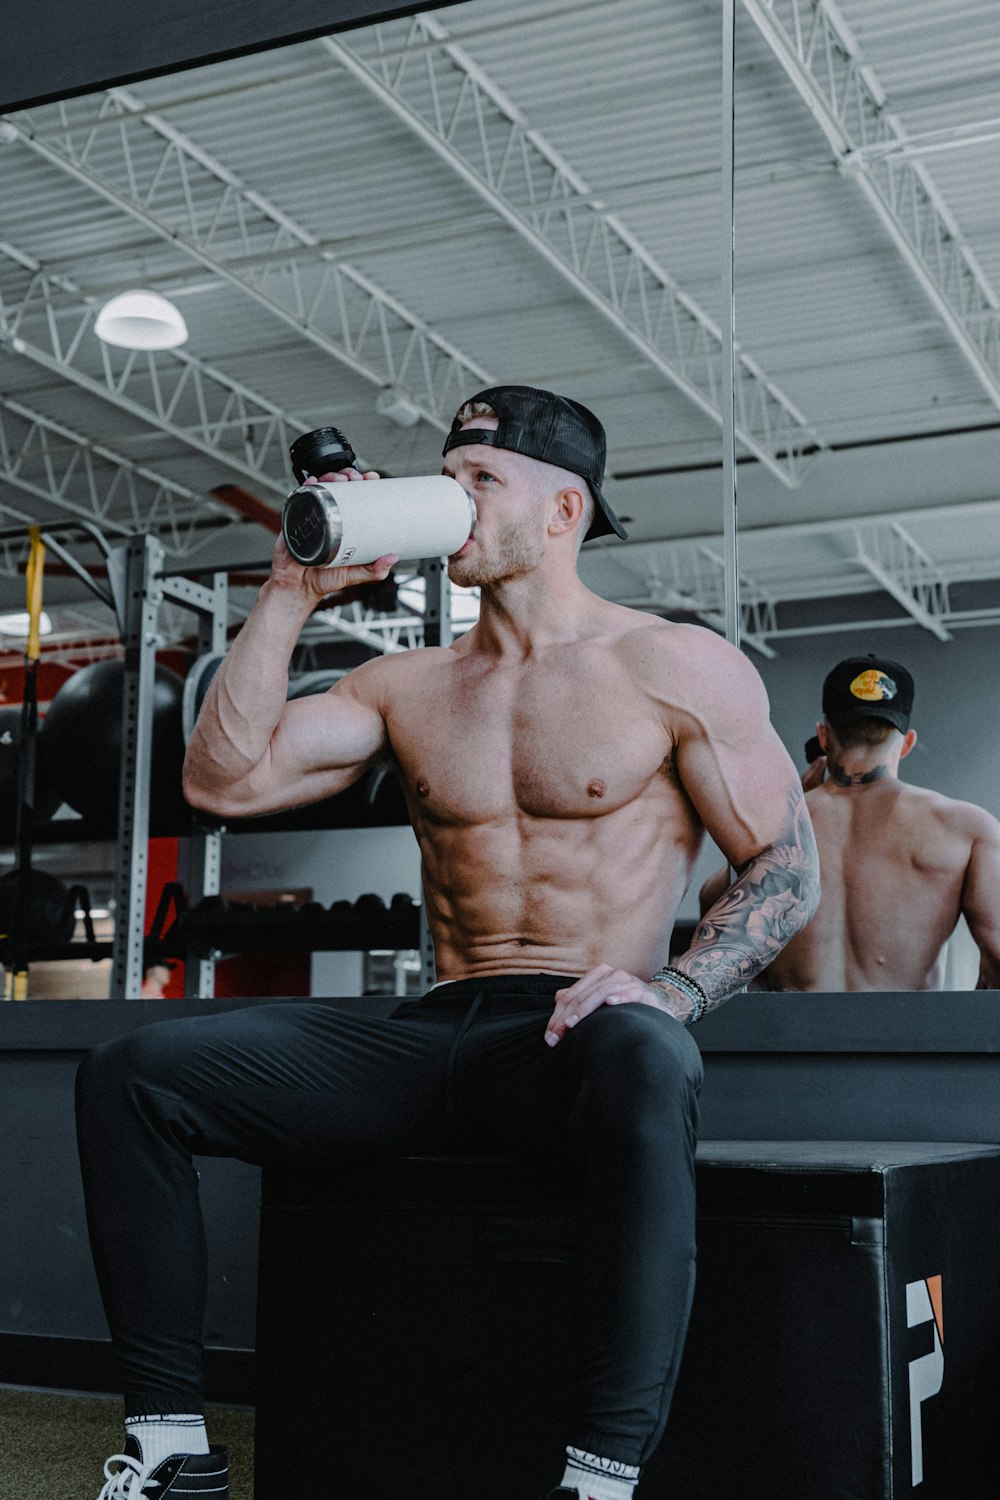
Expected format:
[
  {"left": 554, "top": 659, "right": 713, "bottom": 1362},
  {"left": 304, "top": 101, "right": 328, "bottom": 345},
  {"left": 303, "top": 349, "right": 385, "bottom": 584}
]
[{"left": 256, "top": 1139, "right": 1000, "bottom": 1500}]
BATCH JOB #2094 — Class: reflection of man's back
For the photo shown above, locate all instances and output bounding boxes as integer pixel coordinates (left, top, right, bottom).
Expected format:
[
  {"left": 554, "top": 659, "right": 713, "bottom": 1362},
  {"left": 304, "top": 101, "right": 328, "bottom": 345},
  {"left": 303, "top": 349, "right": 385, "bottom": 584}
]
[
  {"left": 765, "top": 767, "right": 987, "bottom": 992},
  {"left": 699, "top": 652, "right": 1000, "bottom": 993}
]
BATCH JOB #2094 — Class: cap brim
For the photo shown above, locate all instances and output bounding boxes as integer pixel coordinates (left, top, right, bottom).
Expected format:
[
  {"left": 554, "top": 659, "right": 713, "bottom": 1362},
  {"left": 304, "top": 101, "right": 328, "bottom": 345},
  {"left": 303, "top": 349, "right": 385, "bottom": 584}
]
[
  {"left": 584, "top": 482, "right": 628, "bottom": 542},
  {"left": 828, "top": 706, "right": 910, "bottom": 733}
]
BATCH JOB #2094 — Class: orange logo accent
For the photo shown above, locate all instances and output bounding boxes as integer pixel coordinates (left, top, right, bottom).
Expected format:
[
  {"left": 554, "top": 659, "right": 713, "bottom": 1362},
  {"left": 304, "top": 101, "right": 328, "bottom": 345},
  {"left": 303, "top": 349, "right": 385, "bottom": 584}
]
[
  {"left": 926, "top": 1273, "right": 944, "bottom": 1344},
  {"left": 849, "top": 669, "right": 896, "bottom": 702}
]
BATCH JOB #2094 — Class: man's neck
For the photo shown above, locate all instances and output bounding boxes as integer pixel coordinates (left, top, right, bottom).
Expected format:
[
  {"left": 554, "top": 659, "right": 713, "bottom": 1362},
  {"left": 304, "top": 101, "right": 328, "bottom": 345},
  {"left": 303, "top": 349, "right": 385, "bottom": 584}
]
[
  {"left": 828, "top": 760, "right": 892, "bottom": 788},
  {"left": 475, "top": 571, "right": 599, "bottom": 656}
]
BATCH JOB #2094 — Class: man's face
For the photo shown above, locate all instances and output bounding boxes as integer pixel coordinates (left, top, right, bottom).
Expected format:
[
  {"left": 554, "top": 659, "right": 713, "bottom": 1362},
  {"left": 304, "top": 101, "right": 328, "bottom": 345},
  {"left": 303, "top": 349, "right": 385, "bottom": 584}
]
[{"left": 442, "top": 416, "right": 551, "bottom": 588}]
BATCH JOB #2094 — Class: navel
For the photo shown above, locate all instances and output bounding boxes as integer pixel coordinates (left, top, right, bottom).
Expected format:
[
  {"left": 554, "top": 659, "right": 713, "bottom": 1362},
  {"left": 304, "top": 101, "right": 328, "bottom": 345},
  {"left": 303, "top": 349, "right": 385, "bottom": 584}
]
[
  {"left": 416, "top": 778, "right": 430, "bottom": 798},
  {"left": 586, "top": 778, "right": 607, "bottom": 799}
]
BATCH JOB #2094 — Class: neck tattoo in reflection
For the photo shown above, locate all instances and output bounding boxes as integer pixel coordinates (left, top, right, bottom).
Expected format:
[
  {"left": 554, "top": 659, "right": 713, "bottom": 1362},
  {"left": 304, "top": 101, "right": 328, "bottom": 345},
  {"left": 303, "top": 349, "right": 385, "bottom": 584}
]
[{"left": 828, "top": 761, "right": 890, "bottom": 788}]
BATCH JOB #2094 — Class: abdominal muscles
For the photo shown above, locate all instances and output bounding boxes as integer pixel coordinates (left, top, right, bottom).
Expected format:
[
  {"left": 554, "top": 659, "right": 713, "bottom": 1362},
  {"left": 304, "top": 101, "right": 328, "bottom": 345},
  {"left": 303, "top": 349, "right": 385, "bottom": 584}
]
[{"left": 419, "top": 784, "right": 701, "bottom": 981}]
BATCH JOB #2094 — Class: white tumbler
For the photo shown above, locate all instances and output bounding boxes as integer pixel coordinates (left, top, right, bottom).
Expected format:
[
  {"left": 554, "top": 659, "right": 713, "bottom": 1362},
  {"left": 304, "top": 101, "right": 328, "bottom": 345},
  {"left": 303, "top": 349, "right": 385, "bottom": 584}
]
[{"left": 281, "top": 475, "right": 476, "bottom": 568}]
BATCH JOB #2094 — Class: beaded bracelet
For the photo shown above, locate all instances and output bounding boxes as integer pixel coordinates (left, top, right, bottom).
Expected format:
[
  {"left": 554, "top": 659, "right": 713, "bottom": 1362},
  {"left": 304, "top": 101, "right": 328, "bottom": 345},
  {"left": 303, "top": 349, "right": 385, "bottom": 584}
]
[{"left": 650, "top": 966, "right": 710, "bottom": 1025}]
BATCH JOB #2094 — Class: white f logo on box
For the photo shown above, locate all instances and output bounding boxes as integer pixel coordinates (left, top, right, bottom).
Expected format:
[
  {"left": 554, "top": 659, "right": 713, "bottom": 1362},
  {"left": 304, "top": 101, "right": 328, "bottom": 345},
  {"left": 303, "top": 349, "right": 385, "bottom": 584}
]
[{"left": 907, "top": 1276, "right": 944, "bottom": 1487}]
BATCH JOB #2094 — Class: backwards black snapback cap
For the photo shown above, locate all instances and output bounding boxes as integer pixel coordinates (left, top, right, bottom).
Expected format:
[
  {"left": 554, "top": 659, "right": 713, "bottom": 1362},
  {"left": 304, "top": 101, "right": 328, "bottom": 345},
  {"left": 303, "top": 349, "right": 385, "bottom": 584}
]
[
  {"left": 822, "top": 654, "right": 915, "bottom": 734},
  {"left": 442, "top": 385, "right": 627, "bottom": 544}
]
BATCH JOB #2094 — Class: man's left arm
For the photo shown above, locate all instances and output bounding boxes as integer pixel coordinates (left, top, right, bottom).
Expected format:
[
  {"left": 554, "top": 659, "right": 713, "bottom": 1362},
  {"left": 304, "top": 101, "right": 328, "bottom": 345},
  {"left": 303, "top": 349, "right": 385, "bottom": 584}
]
[
  {"left": 545, "top": 633, "right": 819, "bottom": 1042},
  {"left": 960, "top": 809, "right": 1000, "bottom": 989},
  {"left": 663, "top": 640, "right": 820, "bottom": 1015}
]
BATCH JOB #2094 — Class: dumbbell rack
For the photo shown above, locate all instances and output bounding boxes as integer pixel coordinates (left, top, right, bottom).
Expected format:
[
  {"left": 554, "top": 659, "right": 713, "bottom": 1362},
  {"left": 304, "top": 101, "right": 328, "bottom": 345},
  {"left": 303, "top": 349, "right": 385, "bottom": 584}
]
[{"left": 155, "top": 890, "right": 421, "bottom": 962}]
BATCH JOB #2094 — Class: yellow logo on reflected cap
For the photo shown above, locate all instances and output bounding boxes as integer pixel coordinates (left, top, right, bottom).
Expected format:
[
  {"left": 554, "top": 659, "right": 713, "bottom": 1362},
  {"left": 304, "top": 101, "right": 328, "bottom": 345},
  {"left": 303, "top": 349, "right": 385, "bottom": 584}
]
[{"left": 850, "top": 669, "right": 897, "bottom": 702}]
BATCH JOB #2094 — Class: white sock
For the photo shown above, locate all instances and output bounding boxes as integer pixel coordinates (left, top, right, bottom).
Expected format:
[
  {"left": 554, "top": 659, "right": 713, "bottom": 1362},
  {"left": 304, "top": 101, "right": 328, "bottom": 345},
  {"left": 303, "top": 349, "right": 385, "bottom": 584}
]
[
  {"left": 560, "top": 1446, "right": 640, "bottom": 1500},
  {"left": 124, "top": 1414, "right": 210, "bottom": 1469}
]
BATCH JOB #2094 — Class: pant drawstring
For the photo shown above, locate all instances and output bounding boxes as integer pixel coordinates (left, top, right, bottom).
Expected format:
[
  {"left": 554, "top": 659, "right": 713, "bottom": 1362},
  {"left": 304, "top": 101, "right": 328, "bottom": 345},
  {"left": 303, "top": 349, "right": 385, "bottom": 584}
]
[{"left": 443, "top": 988, "right": 485, "bottom": 1113}]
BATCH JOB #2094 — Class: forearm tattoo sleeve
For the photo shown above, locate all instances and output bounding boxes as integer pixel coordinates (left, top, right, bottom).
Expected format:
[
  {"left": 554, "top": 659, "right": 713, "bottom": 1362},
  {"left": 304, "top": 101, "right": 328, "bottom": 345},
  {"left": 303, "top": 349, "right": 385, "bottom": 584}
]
[{"left": 677, "top": 785, "right": 820, "bottom": 1013}]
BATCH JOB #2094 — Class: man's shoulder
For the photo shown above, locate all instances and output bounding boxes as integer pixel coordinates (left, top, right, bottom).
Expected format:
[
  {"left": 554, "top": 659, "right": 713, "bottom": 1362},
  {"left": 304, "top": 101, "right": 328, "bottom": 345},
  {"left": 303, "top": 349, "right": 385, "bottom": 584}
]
[
  {"left": 898, "top": 782, "right": 1000, "bottom": 842},
  {"left": 613, "top": 614, "right": 767, "bottom": 714},
  {"left": 337, "top": 644, "right": 452, "bottom": 701},
  {"left": 613, "top": 613, "right": 750, "bottom": 672}
]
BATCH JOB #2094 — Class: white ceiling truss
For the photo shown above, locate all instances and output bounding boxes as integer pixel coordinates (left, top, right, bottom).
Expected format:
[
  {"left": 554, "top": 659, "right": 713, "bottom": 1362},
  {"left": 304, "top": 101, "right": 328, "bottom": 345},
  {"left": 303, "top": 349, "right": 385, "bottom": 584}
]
[
  {"left": 0, "top": 394, "right": 230, "bottom": 557},
  {"left": 741, "top": 0, "right": 1000, "bottom": 412},
  {"left": 14, "top": 494, "right": 982, "bottom": 665},
  {"left": 0, "top": 238, "right": 307, "bottom": 496},
  {"left": 309, "top": 591, "right": 424, "bottom": 655},
  {"left": 580, "top": 499, "right": 1000, "bottom": 655},
  {"left": 328, "top": 15, "right": 827, "bottom": 488},
  {"left": 852, "top": 519, "right": 951, "bottom": 643},
  {"left": 3, "top": 89, "right": 494, "bottom": 437},
  {"left": 239, "top": 500, "right": 1000, "bottom": 661},
  {"left": 0, "top": 0, "right": 998, "bottom": 661}
]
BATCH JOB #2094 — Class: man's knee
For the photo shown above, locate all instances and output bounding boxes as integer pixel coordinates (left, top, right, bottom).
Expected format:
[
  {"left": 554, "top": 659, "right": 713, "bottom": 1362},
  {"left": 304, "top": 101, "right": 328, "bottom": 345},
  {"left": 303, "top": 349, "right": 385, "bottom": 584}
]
[
  {"left": 574, "top": 1002, "right": 704, "bottom": 1099},
  {"left": 76, "top": 1021, "right": 192, "bottom": 1118}
]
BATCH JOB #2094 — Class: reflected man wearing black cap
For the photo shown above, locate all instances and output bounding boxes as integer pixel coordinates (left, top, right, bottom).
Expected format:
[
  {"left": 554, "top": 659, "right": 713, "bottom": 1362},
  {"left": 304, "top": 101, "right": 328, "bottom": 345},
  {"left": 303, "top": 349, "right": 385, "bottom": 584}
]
[
  {"left": 700, "top": 653, "right": 1000, "bottom": 992},
  {"left": 80, "top": 385, "right": 819, "bottom": 1500}
]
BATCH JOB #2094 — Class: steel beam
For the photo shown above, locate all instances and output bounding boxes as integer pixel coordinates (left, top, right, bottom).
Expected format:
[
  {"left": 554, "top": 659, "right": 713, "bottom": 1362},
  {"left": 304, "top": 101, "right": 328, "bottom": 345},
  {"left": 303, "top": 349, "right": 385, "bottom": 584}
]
[
  {"left": 741, "top": 0, "right": 1000, "bottom": 412},
  {"left": 109, "top": 533, "right": 161, "bottom": 998},
  {"left": 326, "top": 14, "right": 827, "bottom": 488},
  {"left": 171, "top": 569, "right": 228, "bottom": 1000}
]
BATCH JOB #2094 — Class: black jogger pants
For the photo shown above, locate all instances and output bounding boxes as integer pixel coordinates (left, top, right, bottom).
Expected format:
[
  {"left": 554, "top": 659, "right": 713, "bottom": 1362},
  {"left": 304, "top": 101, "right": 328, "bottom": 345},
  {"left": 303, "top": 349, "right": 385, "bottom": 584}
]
[{"left": 75, "top": 974, "right": 703, "bottom": 1467}]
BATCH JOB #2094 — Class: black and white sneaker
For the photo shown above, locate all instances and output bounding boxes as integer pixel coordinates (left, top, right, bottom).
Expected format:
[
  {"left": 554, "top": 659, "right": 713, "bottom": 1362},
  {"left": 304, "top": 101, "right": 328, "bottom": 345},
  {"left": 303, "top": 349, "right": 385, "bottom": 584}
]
[{"left": 97, "top": 1438, "right": 229, "bottom": 1498}]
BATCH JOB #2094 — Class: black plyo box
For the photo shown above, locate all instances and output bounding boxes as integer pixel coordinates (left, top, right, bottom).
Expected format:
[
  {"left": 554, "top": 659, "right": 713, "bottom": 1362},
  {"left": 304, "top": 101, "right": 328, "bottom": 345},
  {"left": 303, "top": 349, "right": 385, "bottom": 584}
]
[{"left": 255, "top": 1141, "right": 1000, "bottom": 1500}]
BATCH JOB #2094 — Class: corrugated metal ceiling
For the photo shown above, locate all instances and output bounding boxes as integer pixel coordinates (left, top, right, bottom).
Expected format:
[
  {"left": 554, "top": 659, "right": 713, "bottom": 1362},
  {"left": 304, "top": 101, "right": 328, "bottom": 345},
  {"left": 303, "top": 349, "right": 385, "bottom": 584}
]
[{"left": 0, "top": 0, "right": 998, "bottom": 643}]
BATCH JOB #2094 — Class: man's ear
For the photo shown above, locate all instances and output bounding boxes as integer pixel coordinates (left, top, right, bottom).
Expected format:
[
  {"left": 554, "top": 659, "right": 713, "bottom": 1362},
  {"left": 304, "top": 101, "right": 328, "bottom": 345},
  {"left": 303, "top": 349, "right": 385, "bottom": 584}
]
[
  {"left": 899, "top": 728, "right": 918, "bottom": 760},
  {"left": 548, "top": 485, "right": 586, "bottom": 538},
  {"left": 817, "top": 721, "right": 830, "bottom": 753}
]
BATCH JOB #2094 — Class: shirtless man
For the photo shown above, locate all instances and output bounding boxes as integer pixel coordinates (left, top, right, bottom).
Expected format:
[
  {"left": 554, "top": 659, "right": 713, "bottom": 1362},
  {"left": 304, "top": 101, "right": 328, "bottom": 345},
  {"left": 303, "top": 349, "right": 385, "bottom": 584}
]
[
  {"left": 76, "top": 385, "right": 819, "bottom": 1500},
  {"left": 699, "top": 654, "right": 1000, "bottom": 991}
]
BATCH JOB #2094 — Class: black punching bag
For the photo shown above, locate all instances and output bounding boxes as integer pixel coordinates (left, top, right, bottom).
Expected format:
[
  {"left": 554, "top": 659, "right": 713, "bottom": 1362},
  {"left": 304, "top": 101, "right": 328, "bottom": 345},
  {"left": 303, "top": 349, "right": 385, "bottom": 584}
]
[
  {"left": 41, "top": 659, "right": 188, "bottom": 833},
  {"left": 0, "top": 704, "right": 60, "bottom": 840}
]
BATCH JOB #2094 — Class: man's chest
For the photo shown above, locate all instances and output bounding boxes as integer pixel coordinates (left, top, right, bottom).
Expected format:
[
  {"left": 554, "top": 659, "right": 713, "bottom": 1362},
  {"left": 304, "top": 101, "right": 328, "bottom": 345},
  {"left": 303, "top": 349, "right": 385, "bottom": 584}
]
[{"left": 385, "top": 656, "right": 673, "bottom": 824}]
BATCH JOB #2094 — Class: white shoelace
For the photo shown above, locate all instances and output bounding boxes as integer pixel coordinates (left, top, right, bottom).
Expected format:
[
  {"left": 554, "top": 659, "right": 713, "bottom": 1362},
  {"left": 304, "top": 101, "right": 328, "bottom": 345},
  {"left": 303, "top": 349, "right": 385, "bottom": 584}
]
[{"left": 97, "top": 1452, "right": 162, "bottom": 1499}]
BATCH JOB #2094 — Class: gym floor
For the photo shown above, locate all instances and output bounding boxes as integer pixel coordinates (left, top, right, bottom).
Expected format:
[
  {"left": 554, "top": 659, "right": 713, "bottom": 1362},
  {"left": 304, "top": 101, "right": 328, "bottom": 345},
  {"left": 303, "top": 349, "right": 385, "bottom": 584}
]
[{"left": 0, "top": 1387, "right": 254, "bottom": 1500}]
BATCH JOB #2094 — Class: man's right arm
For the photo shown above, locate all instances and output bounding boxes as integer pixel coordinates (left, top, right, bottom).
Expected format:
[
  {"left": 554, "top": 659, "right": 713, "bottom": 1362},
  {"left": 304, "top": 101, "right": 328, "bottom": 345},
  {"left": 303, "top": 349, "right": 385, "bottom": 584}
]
[
  {"left": 960, "top": 809, "right": 1000, "bottom": 989},
  {"left": 184, "top": 492, "right": 397, "bottom": 817}
]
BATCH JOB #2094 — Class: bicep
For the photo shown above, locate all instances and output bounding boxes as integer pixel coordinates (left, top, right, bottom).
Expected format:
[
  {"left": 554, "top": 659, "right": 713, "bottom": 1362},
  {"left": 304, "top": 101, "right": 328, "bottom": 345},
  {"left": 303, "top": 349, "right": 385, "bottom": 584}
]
[
  {"left": 962, "top": 820, "right": 1000, "bottom": 977},
  {"left": 242, "top": 670, "right": 389, "bottom": 812},
  {"left": 674, "top": 664, "right": 809, "bottom": 870}
]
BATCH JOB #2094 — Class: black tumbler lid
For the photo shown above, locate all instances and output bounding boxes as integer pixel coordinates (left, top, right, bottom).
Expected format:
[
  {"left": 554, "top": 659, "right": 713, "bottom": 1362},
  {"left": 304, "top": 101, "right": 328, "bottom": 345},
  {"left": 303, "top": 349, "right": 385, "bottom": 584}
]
[
  {"left": 289, "top": 427, "right": 357, "bottom": 483},
  {"left": 282, "top": 488, "right": 334, "bottom": 566}
]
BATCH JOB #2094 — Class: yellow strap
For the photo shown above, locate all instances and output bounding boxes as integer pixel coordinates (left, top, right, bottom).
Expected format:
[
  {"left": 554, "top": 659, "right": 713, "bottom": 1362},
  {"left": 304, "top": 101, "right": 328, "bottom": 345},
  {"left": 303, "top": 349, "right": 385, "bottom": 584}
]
[
  {"left": 25, "top": 526, "right": 46, "bottom": 664},
  {"left": 3, "top": 968, "right": 28, "bottom": 1001}
]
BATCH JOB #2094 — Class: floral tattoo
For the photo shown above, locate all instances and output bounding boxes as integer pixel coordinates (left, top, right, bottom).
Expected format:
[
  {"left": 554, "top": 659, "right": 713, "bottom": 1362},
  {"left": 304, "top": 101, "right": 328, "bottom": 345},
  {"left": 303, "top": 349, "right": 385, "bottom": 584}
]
[{"left": 677, "top": 785, "right": 820, "bottom": 1012}]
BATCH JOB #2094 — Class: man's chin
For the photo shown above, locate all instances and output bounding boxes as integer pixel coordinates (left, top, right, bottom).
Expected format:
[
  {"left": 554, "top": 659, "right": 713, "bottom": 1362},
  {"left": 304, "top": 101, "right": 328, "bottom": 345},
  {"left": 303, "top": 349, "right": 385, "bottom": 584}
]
[
  {"left": 447, "top": 552, "right": 483, "bottom": 586},
  {"left": 447, "top": 543, "right": 537, "bottom": 589}
]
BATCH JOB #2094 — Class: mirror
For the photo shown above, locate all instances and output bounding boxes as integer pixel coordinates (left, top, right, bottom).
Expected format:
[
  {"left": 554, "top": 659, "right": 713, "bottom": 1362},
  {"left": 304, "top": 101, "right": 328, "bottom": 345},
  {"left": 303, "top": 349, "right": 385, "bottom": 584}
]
[
  {"left": 0, "top": 0, "right": 730, "bottom": 996},
  {"left": 732, "top": 1, "right": 999, "bottom": 989}
]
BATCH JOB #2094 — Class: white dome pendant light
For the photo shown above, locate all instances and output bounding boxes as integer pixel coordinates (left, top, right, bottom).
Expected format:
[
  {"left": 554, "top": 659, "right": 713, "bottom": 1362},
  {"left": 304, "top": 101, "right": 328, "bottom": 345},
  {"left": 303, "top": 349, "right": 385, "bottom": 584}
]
[{"left": 94, "top": 290, "right": 189, "bottom": 350}]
